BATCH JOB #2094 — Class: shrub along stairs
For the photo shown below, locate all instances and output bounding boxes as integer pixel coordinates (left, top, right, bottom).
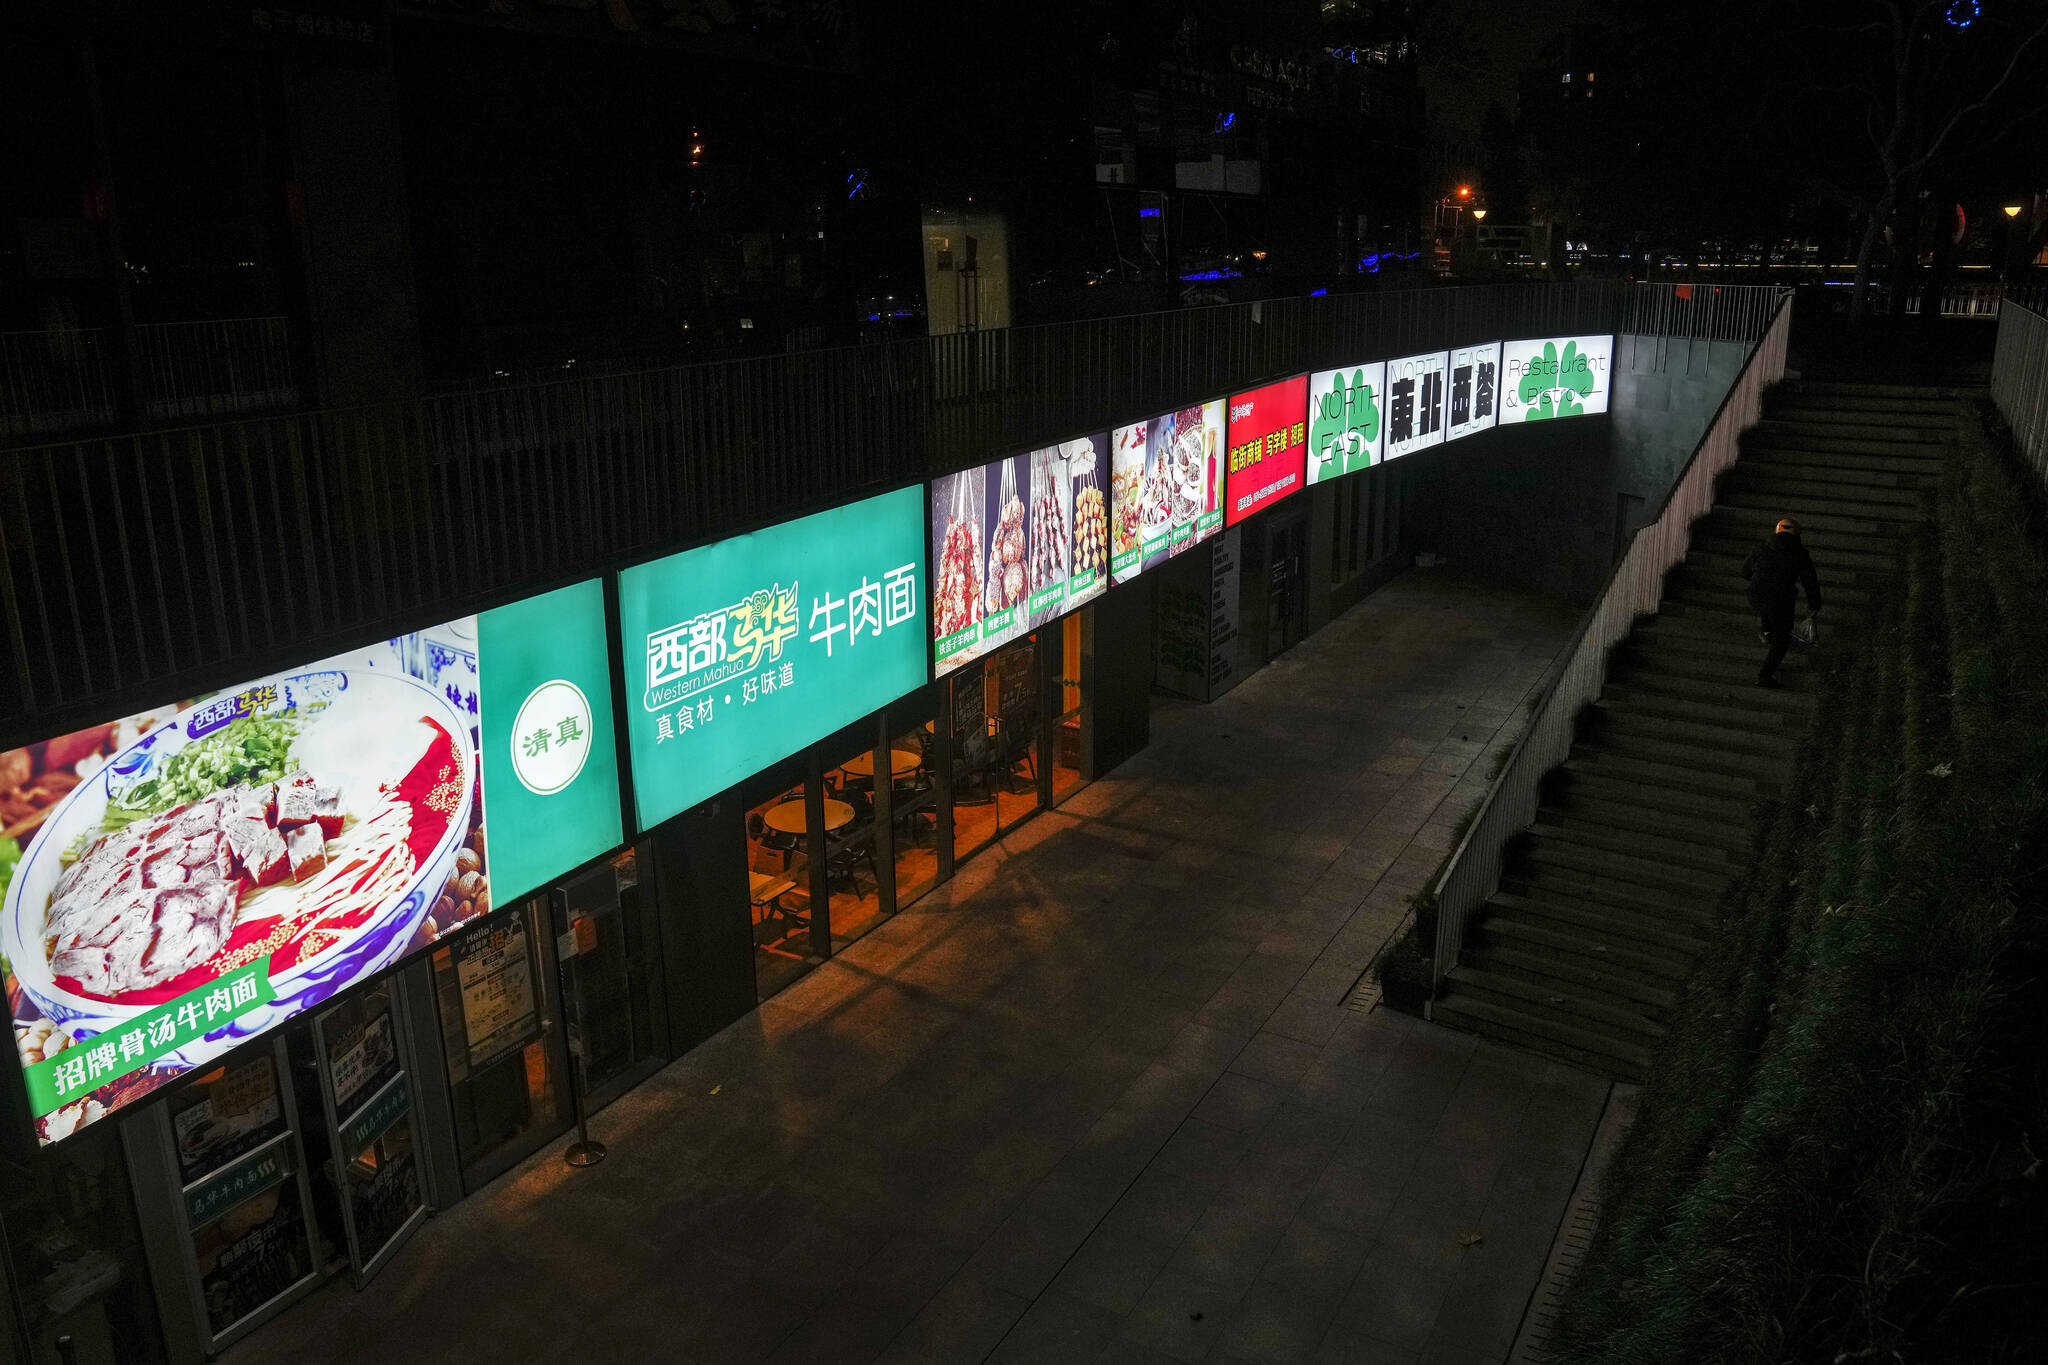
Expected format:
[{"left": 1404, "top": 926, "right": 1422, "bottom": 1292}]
[{"left": 1431, "top": 380, "right": 1955, "bottom": 1080}]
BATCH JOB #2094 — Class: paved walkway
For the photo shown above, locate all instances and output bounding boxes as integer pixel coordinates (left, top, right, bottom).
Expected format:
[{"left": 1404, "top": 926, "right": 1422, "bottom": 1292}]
[{"left": 233, "top": 570, "right": 1606, "bottom": 1365}]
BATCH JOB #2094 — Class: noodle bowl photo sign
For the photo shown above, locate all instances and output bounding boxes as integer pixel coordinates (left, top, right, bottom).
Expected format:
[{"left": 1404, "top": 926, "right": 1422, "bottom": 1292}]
[{"left": 0, "top": 579, "right": 621, "bottom": 1146}]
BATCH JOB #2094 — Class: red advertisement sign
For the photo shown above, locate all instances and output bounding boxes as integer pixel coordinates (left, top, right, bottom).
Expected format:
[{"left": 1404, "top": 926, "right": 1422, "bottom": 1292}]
[{"left": 1224, "top": 375, "right": 1308, "bottom": 526}]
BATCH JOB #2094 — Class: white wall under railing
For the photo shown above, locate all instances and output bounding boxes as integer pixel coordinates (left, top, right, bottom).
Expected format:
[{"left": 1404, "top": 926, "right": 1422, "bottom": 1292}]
[{"left": 1427, "top": 291, "right": 1795, "bottom": 990}]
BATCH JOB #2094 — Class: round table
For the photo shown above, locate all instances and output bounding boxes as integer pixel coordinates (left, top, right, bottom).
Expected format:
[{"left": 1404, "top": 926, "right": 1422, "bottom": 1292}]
[
  {"left": 762, "top": 798, "right": 854, "bottom": 837},
  {"left": 841, "top": 748, "right": 922, "bottom": 780}
]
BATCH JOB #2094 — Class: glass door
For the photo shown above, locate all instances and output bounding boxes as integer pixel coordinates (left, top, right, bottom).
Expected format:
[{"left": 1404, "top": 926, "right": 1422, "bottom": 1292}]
[
  {"left": 308, "top": 983, "right": 429, "bottom": 1285},
  {"left": 990, "top": 635, "right": 1046, "bottom": 834},
  {"left": 553, "top": 853, "right": 669, "bottom": 1110},
  {"left": 430, "top": 898, "right": 572, "bottom": 1192},
  {"left": 126, "top": 1038, "right": 325, "bottom": 1358}
]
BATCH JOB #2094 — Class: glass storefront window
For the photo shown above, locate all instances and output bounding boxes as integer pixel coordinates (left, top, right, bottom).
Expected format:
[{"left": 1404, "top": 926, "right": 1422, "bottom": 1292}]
[
  {"left": 1054, "top": 612, "right": 1087, "bottom": 807},
  {"left": 0, "top": 1119, "right": 167, "bottom": 1364},
  {"left": 822, "top": 741, "right": 886, "bottom": 950},
  {"left": 885, "top": 710, "right": 939, "bottom": 909},
  {"left": 430, "top": 899, "right": 568, "bottom": 1192},
  {"left": 991, "top": 637, "right": 1045, "bottom": 832},
  {"left": 949, "top": 660, "right": 999, "bottom": 864},
  {"left": 745, "top": 788, "right": 815, "bottom": 999}
]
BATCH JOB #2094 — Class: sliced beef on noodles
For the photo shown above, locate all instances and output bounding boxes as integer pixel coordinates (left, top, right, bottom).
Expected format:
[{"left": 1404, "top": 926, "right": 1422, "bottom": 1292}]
[{"left": 42, "top": 767, "right": 348, "bottom": 997}]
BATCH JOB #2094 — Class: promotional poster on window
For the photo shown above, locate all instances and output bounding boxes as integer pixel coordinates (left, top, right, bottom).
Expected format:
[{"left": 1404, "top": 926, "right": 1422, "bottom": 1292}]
[
  {"left": 1500, "top": 335, "right": 1612, "bottom": 422},
  {"left": 930, "top": 436, "right": 1107, "bottom": 676},
  {"left": 2, "top": 580, "right": 621, "bottom": 1146},
  {"left": 619, "top": 485, "right": 926, "bottom": 830},
  {"left": 1109, "top": 400, "right": 1226, "bottom": 585},
  {"left": 1306, "top": 362, "right": 1385, "bottom": 486},
  {"left": 1383, "top": 350, "right": 1449, "bottom": 460},
  {"left": 1224, "top": 375, "right": 1308, "bottom": 526},
  {"left": 1446, "top": 342, "right": 1501, "bottom": 442}
]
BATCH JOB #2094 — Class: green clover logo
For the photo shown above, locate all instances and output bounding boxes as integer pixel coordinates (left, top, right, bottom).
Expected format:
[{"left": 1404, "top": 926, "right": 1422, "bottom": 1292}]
[
  {"left": 1312, "top": 369, "right": 1381, "bottom": 472},
  {"left": 1518, "top": 341, "right": 1596, "bottom": 421}
]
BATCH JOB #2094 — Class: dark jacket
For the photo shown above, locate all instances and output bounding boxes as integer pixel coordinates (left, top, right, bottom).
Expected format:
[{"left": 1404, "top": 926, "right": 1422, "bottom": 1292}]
[{"left": 1744, "top": 532, "right": 1821, "bottom": 611}]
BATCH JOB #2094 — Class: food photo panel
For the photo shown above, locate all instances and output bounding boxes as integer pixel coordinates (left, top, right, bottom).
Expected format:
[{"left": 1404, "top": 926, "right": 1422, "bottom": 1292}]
[{"left": 2, "top": 581, "right": 621, "bottom": 1146}]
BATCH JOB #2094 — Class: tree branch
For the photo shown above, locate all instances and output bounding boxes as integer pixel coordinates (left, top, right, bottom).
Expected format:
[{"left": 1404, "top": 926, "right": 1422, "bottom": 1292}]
[{"left": 1900, "top": 15, "right": 2048, "bottom": 179}]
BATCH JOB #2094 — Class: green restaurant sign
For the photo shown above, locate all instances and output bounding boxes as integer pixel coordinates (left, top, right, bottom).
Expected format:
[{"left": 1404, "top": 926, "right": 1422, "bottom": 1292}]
[{"left": 618, "top": 486, "right": 928, "bottom": 829}]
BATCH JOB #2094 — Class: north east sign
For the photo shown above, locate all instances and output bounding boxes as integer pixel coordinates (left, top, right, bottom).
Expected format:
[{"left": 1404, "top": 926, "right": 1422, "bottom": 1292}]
[{"left": 617, "top": 486, "right": 927, "bottom": 830}]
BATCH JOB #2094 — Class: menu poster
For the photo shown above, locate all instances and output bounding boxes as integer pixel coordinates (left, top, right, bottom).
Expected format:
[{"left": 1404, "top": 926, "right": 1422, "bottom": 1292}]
[
  {"left": 1024, "top": 434, "right": 1111, "bottom": 631},
  {"left": 195, "top": 1175, "right": 311, "bottom": 1335},
  {"left": 931, "top": 453, "right": 1030, "bottom": 676},
  {"left": 172, "top": 1055, "right": 284, "bottom": 1185},
  {"left": 1109, "top": 401, "right": 1226, "bottom": 585},
  {"left": 327, "top": 1011, "right": 398, "bottom": 1118},
  {"left": 1446, "top": 342, "right": 1501, "bottom": 442},
  {"left": 1307, "top": 362, "right": 1385, "bottom": 485},
  {"left": 1224, "top": 375, "right": 1309, "bottom": 525},
  {"left": 1384, "top": 351, "right": 1450, "bottom": 460},
  {"left": 456, "top": 916, "right": 538, "bottom": 1070}
]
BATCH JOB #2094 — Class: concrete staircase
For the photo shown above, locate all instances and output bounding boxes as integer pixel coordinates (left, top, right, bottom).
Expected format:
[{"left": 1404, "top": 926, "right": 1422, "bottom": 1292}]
[{"left": 1433, "top": 380, "right": 1954, "bottom": 1080}]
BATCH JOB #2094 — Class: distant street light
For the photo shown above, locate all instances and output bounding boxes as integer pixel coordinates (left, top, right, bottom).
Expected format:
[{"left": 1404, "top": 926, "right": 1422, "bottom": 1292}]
[
  {"left": 1471, "top": 209, "right": 1488, "bottom": 221},
  {"left": 2005, "top": 204, "right": 2024, "bottom": 218}
]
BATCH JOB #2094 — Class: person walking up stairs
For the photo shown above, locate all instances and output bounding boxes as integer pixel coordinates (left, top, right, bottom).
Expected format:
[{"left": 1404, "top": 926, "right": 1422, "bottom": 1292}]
[
  {"left": 1745, "top": 516, "right": 1822, "bottom": 688},
  {"left": 1431, "top": 380, "right": 1953, "bottom": 1080}
]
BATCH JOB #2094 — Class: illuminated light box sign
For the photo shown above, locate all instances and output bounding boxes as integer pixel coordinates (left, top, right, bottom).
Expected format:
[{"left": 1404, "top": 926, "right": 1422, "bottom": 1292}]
[
  {"left": 1109, "top": 400, "right": 1226, "bottom": 584},
  {"left": 1, "top": 582, "right": 622, "bottom": 1146},
  {"left": 1446, "top": 342, "right": 1502, "bottom": 442},
  {"left": 1501, "top": 334, "right": 1612, "bottom": 421},
  {"left": 1224, "top": 375, "right": 1309, "bottom": 526},
  {"left": 1384, "top": 351, "right": 1449, "bottom": 459},
  {"left": 930, "top": 435, "right": 1108, "bottom": 676},
  {"left": 1307, "top": 362, "right": 1385, "bottom": 485},
  {"left": 620, "top": 485, "right": 926, "bottom": 829}
]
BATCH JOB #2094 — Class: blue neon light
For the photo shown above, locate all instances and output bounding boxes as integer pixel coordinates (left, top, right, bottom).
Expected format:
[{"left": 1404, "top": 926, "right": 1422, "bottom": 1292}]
[
  {"left": 1309, "top": 288, "right": 1328, "bottom": 297},
  {"left": 1139, "top": 206, "right": 1161, "bottom": 218},
  {"left": 1177, "top": 268, "right": 1241, "bottom": 282}
]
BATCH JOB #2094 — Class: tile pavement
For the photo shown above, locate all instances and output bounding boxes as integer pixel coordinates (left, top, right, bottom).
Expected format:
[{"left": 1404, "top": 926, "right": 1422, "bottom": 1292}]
[{"left": 227, "top": 569, "right": 1607, "bottom": 1365}]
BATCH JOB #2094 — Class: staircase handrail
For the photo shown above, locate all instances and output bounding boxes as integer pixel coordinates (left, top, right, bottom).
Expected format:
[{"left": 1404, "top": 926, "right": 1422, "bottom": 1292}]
[
  {"left": 1427, "top": 290, "right": 1796, "bottom": 994},
  {"left": 1990, "top": 295, "right": 2048, "bottom": 492}
]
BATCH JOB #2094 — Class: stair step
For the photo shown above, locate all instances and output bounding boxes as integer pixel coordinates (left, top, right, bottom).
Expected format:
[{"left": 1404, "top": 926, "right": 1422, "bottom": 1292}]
[
  {"left": 1430, "top": 992, "right": 1650, "bottom": 1081},
  {"left": 1552, "top": 767, "right": 1757, "bottom": 827},
  {"left": 1475, "top": 901, "right": 1698, "bottom": 978},
  {"left": 1682, "top": 548, "right": 1895, "bottom": 588},
  {"left": 1584, "top": 730, "right": 1792, "bottom": 790},
  {"left": 1445, "top": 965, "right": 1669, "bottom": 1040},
  {"left": 1743, "top": 438, "right": 1947, "bottom": 468},
  {"left": 1563, "top": 750, "right": 1769, "bottom": 802},
  {"left": 1589, "top": 698, "right": 1793, "bottom": 756},
  {"left": 1754, "top": 419, "right": 1945, "bottom": 446},
  {"left": 1592, "top": 681, "right": 1806, "bottom": 735},
  {"left": 1716, "top": 491, "right": 1924, "bottom": 526},
  {"left": 1718, "top": 474, "right": 1925, "bottom": 511},
  {"left": 1784, "top": 379, "right": 1961, "bottom": 399},
  {"left": 1494, "top": 881, "right": 1717, "bottom": 949},
  {"left": 1725, "top": 458, "right": 1933, "bottom": 491},
  {"left": 1762, "top": 403, "right": 1955, "bottom": 430},
  {"left": 1529, "top": 817, "right": 1743, "bottom": 878},
  {"left": 1520, "top": 834, "right": 1733, "bottom": 900},
  {"left": 1605, "top": 669, "right": 1820, "bottom": 718},
  {"left": 1689, "top": 538, "right": 1897, "bottom": 578},
  {"left": 1653, "top": 599, "right": 1857, "bottom": 643},
  {"left": 1664, "top": 580, "right": 1858, "bottom": 617},
  {"left": 1541, "top": 795, "right": 1752, "bottom": 856},
  {"left": 1463, "top": 941, "right": 1682, "bottom": 1012},
  {"left": 1698, "top": 510, "right": 1896, "bottom": 549}
]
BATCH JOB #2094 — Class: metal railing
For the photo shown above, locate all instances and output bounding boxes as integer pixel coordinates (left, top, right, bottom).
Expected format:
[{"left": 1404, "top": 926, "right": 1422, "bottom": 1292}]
[
  {"left": 0, "top": 282, "right": 1784, "bottom": 740},
  {"left": 1992, "top": 298, "right": 2048, "bottom": 490},
  {"left": 1, "top": 317, "right": 297, "bottom": 438},
  {"left": 1427, "top": 290, "right": 1795, "bottom": 991}
]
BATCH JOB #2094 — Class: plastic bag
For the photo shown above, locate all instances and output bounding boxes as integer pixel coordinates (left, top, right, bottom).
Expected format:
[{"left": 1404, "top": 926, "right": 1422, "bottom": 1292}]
[{"left": 1792, "top": 614, "right": 1817, "bottom": 646}]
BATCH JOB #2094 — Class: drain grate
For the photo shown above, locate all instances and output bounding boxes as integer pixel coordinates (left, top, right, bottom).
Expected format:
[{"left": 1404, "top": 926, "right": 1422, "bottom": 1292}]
[
  {"left": 1508, "top": 1083, "right": 1641, "bottom": 1364},
  {"left": 1342, "top": 967, "right": 1382, "bottom": 1014}
]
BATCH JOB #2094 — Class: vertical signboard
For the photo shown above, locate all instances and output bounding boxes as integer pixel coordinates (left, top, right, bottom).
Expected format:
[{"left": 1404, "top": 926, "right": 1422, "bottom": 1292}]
[
  {"left": 1501, "top": 335, "right": 1613, "bottom": 421},
  {"left": 618, "top": 485, "right": 927, "bottom": 830},
  {"left": 1446, "top": 341, "right": 1501, "bottom": 442},
  {"left": 1384, "top": 351, "right": 1449, "bottom": 459},
  {"left": 1109, "top": 400, "right": 1226, "bottom": 584},
  {"left": 1306, "top": 362, "right": 1385, "bottom": 484},
  {"left": 1223, "top": 375, "right": 1309, "bottom": 525},
  {"left": 2, "top": 584, "right": 621, "bottom": 1146}
]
